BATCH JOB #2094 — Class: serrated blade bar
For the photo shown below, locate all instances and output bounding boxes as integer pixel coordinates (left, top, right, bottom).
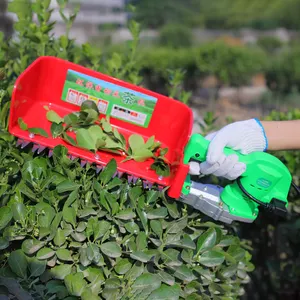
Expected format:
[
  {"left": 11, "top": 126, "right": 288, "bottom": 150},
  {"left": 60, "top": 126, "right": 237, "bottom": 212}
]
[
  {"left": 133, "top": 177, "right": 139, "bottom": 184},
  {"left": 21, "top": 140, "right": 30, "bottom": 149},
  {"left": 117, "top": 171, "right": 124, "bottom": 178},
  {"left": 48, "top": 149, "right": 53, "bottom": 157},
  {"left": 128, "top": 175, "right": 133, "bottom": 184},
  {"left": 16, "top": 139, "right": 23, "bottom": 147},
  {"left": 37, "top": 145, "right": 46, "bottom": 154},
  {"left": 32, "top": 144, "right": 39, "bottom": 153},
  {"left": 143, "top": 180, "right": 155, "bottom": 189},
  {"left": 158, "top": 185, "right": 164, "bottom": 191},
  {"left": 96, "top": 165, "right": 103, "bottom": 174},
  {"left": 80, "top": 160, "right": 87, "bottom": 167}
]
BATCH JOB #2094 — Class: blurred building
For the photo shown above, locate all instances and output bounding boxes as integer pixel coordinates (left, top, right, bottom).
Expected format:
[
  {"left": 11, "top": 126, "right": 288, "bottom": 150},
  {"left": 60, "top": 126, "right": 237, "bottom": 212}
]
[
  {"left": 5, "top": 0, "right": 129, "bottom": 44},
  {"left": 0, "top": 0, "right": 13, "bottom": 39},
  {"left": 50, "top": 0, "right": 128, "bottom": 44}
]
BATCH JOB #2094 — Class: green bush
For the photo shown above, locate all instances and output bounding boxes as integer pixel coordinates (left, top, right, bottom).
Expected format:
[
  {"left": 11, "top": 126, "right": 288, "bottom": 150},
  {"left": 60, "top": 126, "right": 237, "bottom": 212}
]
[
  {"left": 158, "top": 24, "right": 193, "bottom": 49},
  {"left": 195, "top": 41, "right": 267, "bottom": 87},
  {"left": 256, "top": 36, "right": 283, "bottom": 53},
  {"left": 0, "top": 1, "right": 253, "bottom": 299},
  {"left": 132, "top": 41, "right": 268, "bottom": 97},
  {"left": 265, "top": 46, "right": 300, "bottom": 94}
]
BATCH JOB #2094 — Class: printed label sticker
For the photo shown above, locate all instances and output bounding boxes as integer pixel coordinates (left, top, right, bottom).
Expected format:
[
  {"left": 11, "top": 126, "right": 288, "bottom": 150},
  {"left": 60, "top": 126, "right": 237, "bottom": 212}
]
[{"left": 61, "top": 69, "right": 158, "bottom": 127}]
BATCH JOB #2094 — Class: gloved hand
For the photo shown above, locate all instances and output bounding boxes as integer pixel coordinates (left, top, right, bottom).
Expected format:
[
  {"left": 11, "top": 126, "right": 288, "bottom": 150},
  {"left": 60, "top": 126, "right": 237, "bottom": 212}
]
[{"left": 189, "top": 118, "right": 268, "bottom": 180}]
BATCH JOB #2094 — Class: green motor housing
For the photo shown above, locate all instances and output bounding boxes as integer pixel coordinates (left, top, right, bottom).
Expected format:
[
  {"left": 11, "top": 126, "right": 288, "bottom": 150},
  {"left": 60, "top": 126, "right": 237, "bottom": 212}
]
[{"left": 183, "top": 133, "right": 292, "bottom": 222}]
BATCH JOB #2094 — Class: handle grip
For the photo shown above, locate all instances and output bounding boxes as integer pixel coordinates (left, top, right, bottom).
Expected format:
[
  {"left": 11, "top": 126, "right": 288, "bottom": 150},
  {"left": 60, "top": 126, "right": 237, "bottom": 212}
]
[{"left": 183, "top": 133, "right": 248, "bottom": 165}]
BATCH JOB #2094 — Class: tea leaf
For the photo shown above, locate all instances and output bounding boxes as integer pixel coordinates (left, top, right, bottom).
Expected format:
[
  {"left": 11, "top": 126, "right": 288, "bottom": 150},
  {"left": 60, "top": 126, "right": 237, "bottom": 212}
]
[
  {"left": 56, "top": 249, "right": 73, "bottom": 262},
  {"left": 57, "top": 180, "right": 80, "bottom": 193},
  {"left": 199, "top": 251, "right": 225, "bottom": 267},
  {"left": 132, "top": 273, "right": 161, "bottom": 291},
  {"left": 28, "top": 127, "right": 49, "bottom": 137},
  {"left": 51, "top": 122, "right": 64, "bottom": 138},
  {"left": 157, "top": 271, "right": 175, "bottom": 286},
  {"left": 132, "top": 148, "right": 153, "bottom": 162},
  {"left": 22, "top": 239, "right": 45, "bottom": 255},
  {"left": 0, "top": 237, "right": 9, "bottom": 250},
  {"left": 18, "top": 117, "right": 28, "bottom": 130},
  {"left": 63, "top": 132, "right": 77, "bottom": 146},
  {"left": 47, "top": 110, "right": 63, "bottom": 124},
  {"left": 100, "top": 242, "right": 122, "bottom": 258},
  {"left": 28, "top": 257, "right": 47, "bottom": 277},
  {"left": 129, "top": 134, "right": 145, "bottom": 151},
  {"left": 37, "top": 247, "right": 56, "bottom": 260},
  {"left": 64, "top": 272, "right": 88, "bottom": 297},
  {"left": 147, "top": 207, "right": 168, "bottom": 219},
  {"left": 81, "top": 100, "right": 99, "bottom": 114},
  {"left": 130, "top": 251, "right": 152, "bottom": 263},
  {"left": 81, "top": 289, "right": 100, "bottom": 300},
  {"left": 145, "top": 135, "right": 155, "bottom": 149},
  {"left": 63, "top": 207, "right": 76, "bottom": 228},
  {"left": 87, "top": 244, "right": 101, "bottom": 262},
  {"left": 173, "top": 265, "right": 196, "bottom": 282},
  {"left": 0, "top": 206, "right": 13, "bottom": 230},
  {"left": 54, "top": 229, "right": 66, "bottom": 246},
  {"left": 64, "top": 112, "right": 79, "bottom": 125},
  {"left": 99, "top": 159, "right": 117, "bottom": 185},
  {"left": 76, "top": 128, "right": 97, "bottom": 151},
  {"left": 115, "top": 209, "right": 136, "bottom": 220},
  {"left": 114, "top": 258, "right": 132, "bottom": 275},
  {"left": 150, "top": 220, "right": 163, "bottom": 237},
  {"left": 8, "top": 250, "right": 28, "bottom": 279},
  {"left": 148, "top": 283, "right": 181, "bottom": 300},
  {"left": 196, "top": 228, "right": 218, "bottom": 254},
  {"left": 50, "top": 264, "right": 73, "bottom": 280}
]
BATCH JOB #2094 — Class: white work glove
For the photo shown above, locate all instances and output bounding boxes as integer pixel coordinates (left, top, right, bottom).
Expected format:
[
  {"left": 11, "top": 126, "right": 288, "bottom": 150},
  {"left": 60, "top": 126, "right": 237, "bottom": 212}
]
[{"left": 189, "top": 118, "right": 268, "bottom": 180}]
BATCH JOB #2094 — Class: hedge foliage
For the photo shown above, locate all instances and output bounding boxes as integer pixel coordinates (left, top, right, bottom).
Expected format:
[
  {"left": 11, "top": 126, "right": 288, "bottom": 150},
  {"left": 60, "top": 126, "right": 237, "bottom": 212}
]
[{"left": 0, "top": 1, "right": 254, "bottom": 299}]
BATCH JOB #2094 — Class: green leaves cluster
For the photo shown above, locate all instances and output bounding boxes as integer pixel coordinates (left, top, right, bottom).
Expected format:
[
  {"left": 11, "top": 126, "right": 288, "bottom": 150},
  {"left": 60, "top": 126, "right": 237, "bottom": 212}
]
[
  {"left": 0, "top": 0, "right": 254, "bottom": 299},
  {"left": 0, "top": 144, "right": 253, "bottom": 299},
  {"left": 18, "top": 100, "right": 170, "bottom": 177}
]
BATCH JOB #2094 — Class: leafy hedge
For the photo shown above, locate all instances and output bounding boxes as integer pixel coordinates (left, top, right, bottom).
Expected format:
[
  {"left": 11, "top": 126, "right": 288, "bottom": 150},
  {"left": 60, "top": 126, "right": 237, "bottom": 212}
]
[
  {"left": 0, "top": 1, "right": 253, "bottom": 299},
  {"left": 136, "top": 42, "right": 267, "bottom": 85},
  {"left": 265, "top": 46, "right": 300, "bottom": 94},
  {"left": 200, "top": 109, "right": 300, "bottom": 300}
]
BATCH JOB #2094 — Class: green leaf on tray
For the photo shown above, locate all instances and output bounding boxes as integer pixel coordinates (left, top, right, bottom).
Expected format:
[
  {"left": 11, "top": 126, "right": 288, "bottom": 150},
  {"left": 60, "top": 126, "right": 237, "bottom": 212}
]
[
  {"left": 18, "top": 117, "right": 28, "bottom": 130},
  {"left": 28, "top": 127, "right": 49, "bottom": 137},
  {"left": 46, "top": 110, "right": 63, "bottom": 124}
]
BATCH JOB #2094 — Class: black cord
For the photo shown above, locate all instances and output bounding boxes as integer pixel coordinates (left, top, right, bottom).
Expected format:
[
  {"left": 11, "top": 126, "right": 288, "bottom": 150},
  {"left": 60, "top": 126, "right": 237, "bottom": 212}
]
[
  {"left": 291, "top": 181, "right": 300, "bottom": 196},
  {"left": 236, "top": 178, "right": 275, "bottom": 212}
]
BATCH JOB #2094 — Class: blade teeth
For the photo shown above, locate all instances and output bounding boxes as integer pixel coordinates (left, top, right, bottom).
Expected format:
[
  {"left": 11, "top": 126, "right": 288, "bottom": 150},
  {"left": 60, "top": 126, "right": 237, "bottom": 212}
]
[
  {"left": 16, "top": 139, "right": 23, "bottom": 147},
  {"left": 80, "top": 160, "right": 87, "bottom": 167},
  {"left": 133, "top": 176, "right": 139, "bottom": 184},
  {"left": 37, "top": 145, "right": 46, "bottom": 154},
  {"left": 21, "top": 140, "right": 30, "bottom": 149},
  {"left": 148, "top": 182, "right": 153, "bottom": 189},
  {"left": 96, "top": 165, "right": 103, "bottom": 174},
  {"left": 70, "top": 155, "right": 76, "bottom": 160},
  {"left": 32, "top": 144, "right": 39, "bottom": 153},
  {"left": 112, "top": 171, "right": 118, "bottom": 178},
  {"left": 158, "top": 185, "right": 164, "bottom": 191},
  {"left": 128, "top": 175, "right": 133, "bottom": 184},
  {"left": 143, "top": 180, "right": 148, "bottom": 189},
  {"left": 48, "top": 150, "right": 53, "bottom": 158},
  {"left": 117, "top": 171, "right": 124, "bottom": 178}
]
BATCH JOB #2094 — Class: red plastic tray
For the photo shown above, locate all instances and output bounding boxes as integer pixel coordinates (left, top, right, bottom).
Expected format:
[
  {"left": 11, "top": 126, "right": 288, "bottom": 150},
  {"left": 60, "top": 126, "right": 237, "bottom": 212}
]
[{"left": 8, "top": 56, "right": 193, "bottom": 198}]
